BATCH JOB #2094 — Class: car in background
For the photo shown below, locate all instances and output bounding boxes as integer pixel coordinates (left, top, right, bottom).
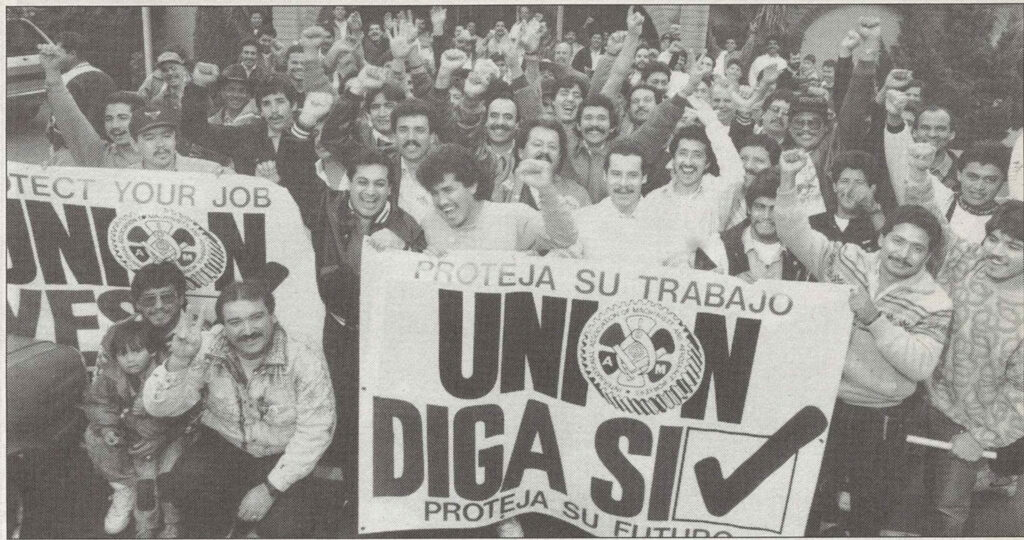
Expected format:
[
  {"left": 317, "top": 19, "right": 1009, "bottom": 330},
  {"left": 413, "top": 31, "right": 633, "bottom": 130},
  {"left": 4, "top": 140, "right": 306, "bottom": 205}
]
[
  {"left": 7, "top": 335, "right": 89, "bottom": 539},
  {"left": 7, "top": 17, "right": 53, "bottom": 128}
]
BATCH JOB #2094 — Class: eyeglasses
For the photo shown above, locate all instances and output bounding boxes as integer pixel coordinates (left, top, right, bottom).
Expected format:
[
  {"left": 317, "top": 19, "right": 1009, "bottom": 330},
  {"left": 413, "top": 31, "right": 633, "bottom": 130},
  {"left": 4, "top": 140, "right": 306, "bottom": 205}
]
[
  {"left": 791, "top": 117, "right": 824, "bottom": 130},
  {"left": 137, "top": 290, "right": 180, "bottom": 308}
]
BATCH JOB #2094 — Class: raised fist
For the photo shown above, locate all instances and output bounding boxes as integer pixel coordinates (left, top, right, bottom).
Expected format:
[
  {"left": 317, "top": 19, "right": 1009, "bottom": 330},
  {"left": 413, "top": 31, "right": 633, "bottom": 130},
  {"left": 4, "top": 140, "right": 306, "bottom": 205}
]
[
  {"left": 885, "top": 89, "right": 909, "bottom": 116},
  {"left": 516, "top": 158, "right": 554, "bottom": 188},
  {"left": 192, "top": 62, "right": 220, "bottom": 88},
  {"left": 605, "top": 31, "right": 628, "bottom": 56},
  {"left": 439, "top": 48, "right": 469, "bottom": 73},
  {"left": 626, "top": 6, "right": 645, "bottom": 35},
  {"left": 430, "top": 7, "right": 447, "bottom": 30},
  {"left": 37, "top": 43, "right": 63, "bottom": 76},
  {"left": 908, "top": 142, "right": 937, "bottom": 172},
  {"left": 298, "top": 91, "right": 335, "bottom": 127},
  {"left": 300, "top": 25, "right": 330, "bottom": 52},
  {"left": 463, "top": 71, "right": 489, "bottom": 100},
  {"left": 857, "top": 17, "right": 882, "bottom": 42},
  {"left": 780, "top": 148, "right": 807, "bottom": 175},
  {"left": 168, "top": 312, "right": 203, "bottom": 366},
  {"left": 884, "top": 68, "right": 913, "bottom": 90},
  {"left": 840, "top": 30, "right": 862, "bottom": 54}
]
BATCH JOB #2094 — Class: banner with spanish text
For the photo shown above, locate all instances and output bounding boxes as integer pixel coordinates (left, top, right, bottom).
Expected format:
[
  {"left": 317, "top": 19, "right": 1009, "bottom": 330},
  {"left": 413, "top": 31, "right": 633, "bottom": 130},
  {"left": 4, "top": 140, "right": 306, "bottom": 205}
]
[
  {"left": 359, "top": 248, "right": 852, "bottom": 537},
  {"left": 6, "top": 162, "right": 324, "bottom": 367}
]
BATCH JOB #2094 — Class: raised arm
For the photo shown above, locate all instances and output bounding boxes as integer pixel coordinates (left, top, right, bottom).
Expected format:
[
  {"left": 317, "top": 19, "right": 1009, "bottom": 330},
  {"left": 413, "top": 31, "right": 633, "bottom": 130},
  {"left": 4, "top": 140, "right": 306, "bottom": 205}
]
[
  {"left": 275, "top": 92, "right": 335, "bottom": 229},
  {"left": 516, "top": 159, "right": 578, "bottom": 250},
  {"left": 600, "top": 8, "right": 644, "bottom": 101},
  {"left": 143, "top": 316, "right": 207, "bottom": 418},
  {"left": 39, "top": 44, "right": 107, "bottom": 167},
  {"left": 835, "top": 18, "right": 881, "bottom": 147},
  {"left": 774, "top": 149, "right": 844, "bottom": 279}
]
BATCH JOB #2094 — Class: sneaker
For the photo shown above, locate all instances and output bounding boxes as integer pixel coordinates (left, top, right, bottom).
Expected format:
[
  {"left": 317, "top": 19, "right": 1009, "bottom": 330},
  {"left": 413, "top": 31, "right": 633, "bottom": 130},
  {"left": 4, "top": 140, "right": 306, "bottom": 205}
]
[
  {"left": 157, "top": 524, "right": 180, "bottom": 538},
  {"left": 104, "top": 483, "right": 136, "bottom": 535}
]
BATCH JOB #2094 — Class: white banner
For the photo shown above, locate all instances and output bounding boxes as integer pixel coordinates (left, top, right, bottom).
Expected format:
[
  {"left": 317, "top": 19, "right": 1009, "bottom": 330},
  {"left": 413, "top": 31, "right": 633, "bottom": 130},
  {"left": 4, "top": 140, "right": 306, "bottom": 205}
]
[
  {"left": 359, "top": 249, "right": 852, "bottom": 537},
  {"left": 6, "top": 162, "right": 324, "bottom": 366}
]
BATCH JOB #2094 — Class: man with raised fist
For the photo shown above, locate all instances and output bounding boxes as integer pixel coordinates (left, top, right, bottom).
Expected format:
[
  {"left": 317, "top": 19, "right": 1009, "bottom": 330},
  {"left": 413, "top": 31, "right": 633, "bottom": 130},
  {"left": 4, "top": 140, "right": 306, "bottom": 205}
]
[{"left": 775, "top": 148, "right": 952, "bottom": 536}]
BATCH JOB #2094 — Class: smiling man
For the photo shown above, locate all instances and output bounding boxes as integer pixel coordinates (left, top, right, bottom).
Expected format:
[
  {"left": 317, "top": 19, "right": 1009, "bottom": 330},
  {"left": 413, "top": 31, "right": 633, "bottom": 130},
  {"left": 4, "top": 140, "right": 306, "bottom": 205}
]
[
  {"left": 182, "top": 64, "right": 297, "bottom": 177},
  {"left": 775, "top": 148, "right": 952, "bottom": 537},
  {"left": 900, "top": 143, "right": 1024, "bottom": 536},
  {"left": 144, "top": 282, "right": 335, "bottom": 538},
  {"left": 129, "top": 104, "right": 223, "bottom": 173},
  {"left": 416, "top": 143, "right": 577, "bottom": 254}
]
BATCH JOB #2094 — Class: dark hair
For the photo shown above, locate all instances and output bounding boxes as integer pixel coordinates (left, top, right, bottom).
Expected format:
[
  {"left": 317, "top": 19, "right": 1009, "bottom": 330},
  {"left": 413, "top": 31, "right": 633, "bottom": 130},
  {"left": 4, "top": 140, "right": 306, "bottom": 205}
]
[
  {"left": 365, "top": 84, "right": 406, "bottom": 112},
  {"left": 669, "top": 125, "right": 719, "bottom": 176},
  {"left": 258, "top": 26, "right": 277, "bottom": 38},
  {"left": 391, "top": 98, "right": 436, "bottom": 133},
  {"left": 108, "top": 319, "right": 152, "bottom": 358},
  {"left": 822, "top": 59, "right": 836, "bottom": 69},
  {"left": 553, "top": 73, "right": 588, "bottom": 97},
  {"left": 55, "top": 31, "right": 87, "bottom": 57},
  {"left": 254, "top": 75, "right": 298, "bottom": 107},
  {"left": 831, "top": 150, "right": 880, "bottom": 187},
  {"left": 604, "top": 137, "right": 647, "bottom": 172},
  {"left": 803, "top": 54, "right": 816, "bottom": 63},
  {"left": 349, "top": 147, "right": 394, "bottom": 184},
  {"left": 283, "top": 44, "right": 304, "bottom": 66},
  {"left": 905, "top": 78, "right": 924, "bottom": 91},
  {"left": 515, "top": 117, "right": 568, "bottom": 171},
  {"left": 131, "top": 262, "right": 187, "bottom": 302},
  {"left": 239, "top": 38, "right": 260, "bottom": 53},
  {"left": 986, "top": 200, "right": 1024, "bottom": 242},
  {"left": 738, "top": 133, "right": 781, "bottom": 165},
  {"left": 957, "top": 141, "right": 1010, "bottom": 177},
  {"left": 913, "top": 105, "right": 956, "bottom": 132},
  {"left": 417, "top": 143, "right": 482, "bottom": 191},
  {"left": 577, "top": 94, "right": 619, "bottom": 132},
  {"left": 764, "top": 90, "right": 795, "bottom": 109},
  {"left": 103, "top": 91, "right": 145, "bottom": 114},
  {"left": 745, "top": 166, "right": 781, "bottom": 208},
  {"left": 483, "top": 79, "right": 516, "bottom": 117},
  {"left": 215, "top": 281, "right": 276, "bottom": 323},
  {"left": 643, "top": 61, "right": 671, "bottom": 81},
  {"left": 881, "top": 205, "right": 944, "bottom": 258},
  {"left": 726, "top": 58, "right": 743, "bottom": 71}
]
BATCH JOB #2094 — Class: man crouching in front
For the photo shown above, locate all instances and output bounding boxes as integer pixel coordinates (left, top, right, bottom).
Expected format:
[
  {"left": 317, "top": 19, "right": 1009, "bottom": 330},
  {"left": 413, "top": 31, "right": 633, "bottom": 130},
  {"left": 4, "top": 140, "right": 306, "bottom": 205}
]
[{"left": 143, "top": 281, "right": 335, "bottom": 538}]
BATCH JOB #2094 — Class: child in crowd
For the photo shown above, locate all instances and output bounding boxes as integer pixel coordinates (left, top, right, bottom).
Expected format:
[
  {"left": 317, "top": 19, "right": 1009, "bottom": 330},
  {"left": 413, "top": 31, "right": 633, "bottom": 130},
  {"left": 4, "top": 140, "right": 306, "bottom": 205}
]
[{"left": 83, "top": 320, "right": 186, "bottom": 538}]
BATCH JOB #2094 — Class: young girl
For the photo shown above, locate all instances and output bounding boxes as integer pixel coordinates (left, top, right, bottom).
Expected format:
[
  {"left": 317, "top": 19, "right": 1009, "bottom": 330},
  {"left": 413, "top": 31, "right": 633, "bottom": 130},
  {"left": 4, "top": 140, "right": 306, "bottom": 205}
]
[{"left": 83, "top": 320, "right": 187, "bottom": 538}]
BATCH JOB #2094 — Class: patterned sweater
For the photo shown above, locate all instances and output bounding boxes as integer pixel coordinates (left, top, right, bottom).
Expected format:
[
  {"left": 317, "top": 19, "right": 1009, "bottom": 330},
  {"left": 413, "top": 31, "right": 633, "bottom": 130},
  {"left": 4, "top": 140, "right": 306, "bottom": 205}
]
[{"left": 905, "top": 176, "right": 1024, "bottom": 449}]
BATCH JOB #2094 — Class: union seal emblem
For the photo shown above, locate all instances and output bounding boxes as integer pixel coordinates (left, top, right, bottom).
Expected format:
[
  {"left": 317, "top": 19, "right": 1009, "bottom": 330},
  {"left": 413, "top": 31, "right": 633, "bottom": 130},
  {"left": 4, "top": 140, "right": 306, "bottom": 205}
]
[
  {"left": 108, "top": 210, "right": 227, "bottom": 290},
  {"left": 579, "top": 300, "right": 705, "bottom": 415}
]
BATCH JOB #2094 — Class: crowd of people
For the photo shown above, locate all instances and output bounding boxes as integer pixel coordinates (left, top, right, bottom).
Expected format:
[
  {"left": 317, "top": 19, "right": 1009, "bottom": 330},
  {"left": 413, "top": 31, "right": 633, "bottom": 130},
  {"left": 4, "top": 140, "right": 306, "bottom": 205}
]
[{"left": 33, "top": 4, "right": 1023, "bottom": 538}]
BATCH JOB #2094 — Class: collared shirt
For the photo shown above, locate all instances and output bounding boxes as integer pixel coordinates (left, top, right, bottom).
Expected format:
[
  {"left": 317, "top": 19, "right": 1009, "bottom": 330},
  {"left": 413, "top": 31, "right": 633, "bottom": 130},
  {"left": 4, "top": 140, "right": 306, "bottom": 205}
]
[
  {"left": 398, "top": 158, "right": 433, "bottom": 224},
  {"left": 208, "top": 99, "right": 260, "bottom": 127},
  {"left": 144, "top": 325, "right": 335, "bottom": 491},
  {"left": 569, "top": 198, "right": 658, "bottom": 264},
  {"left": 567, "top": 136, "right": 608, "bottom": 202},
  {"left": 742, "top": 227, "right": 784, "bottom": 281}
]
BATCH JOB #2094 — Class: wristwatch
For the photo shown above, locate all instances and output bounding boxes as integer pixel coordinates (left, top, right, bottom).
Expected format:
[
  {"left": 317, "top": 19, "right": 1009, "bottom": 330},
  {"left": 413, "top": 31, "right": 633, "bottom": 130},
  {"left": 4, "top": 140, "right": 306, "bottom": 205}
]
[{"left": 264, "top": 479, "right": 283, "bottom": 498}]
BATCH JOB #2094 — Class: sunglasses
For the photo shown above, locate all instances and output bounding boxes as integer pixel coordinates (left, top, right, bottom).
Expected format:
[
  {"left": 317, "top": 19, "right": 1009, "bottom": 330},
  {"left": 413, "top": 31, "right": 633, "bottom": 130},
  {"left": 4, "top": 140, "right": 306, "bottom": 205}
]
[{"left": 137, "top": 290, "right": 180, "bottom": 308}]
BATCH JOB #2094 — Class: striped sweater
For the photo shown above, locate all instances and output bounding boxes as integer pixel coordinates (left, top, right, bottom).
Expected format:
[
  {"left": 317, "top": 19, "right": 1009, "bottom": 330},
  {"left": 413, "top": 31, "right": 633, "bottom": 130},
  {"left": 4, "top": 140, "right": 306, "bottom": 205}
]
[{"left": 776, "top": 186, "right": 954, "bottom": 407}]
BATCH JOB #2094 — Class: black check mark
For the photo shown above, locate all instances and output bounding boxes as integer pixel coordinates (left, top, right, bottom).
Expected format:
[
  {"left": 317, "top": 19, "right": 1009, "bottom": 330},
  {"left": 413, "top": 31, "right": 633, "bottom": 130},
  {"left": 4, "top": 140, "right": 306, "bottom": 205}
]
[{"left": 694, "top": 406, "right": 828, "bottom": 517}]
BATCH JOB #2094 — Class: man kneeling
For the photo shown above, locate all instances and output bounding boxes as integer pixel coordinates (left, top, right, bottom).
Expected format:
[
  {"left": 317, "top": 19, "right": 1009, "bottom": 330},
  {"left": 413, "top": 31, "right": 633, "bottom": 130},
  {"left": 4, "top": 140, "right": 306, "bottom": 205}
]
[{"left": 143, "top": 281, "right": 335, "bottom": 538}]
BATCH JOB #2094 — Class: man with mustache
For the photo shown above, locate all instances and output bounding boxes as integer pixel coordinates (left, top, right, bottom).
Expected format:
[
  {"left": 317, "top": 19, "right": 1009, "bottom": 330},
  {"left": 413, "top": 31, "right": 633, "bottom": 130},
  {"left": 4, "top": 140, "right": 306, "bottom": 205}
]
[
  {"left": 754, "top": 90, "right": 793, "bottom": 145},
  {"left": 129, "top": 104, "right": 223, "bottom": 173},
  {"left": 560, "top": 137, "right": 725, "bottom": 270},
  {"left": 901, "top": 143, "right": 1024, "bottom": 537},
  {"left": 775, "top": 148, "right": 952, "bottom": 537},
  {"left": 276, "top": 90, "right": 425, "bottom": 535},
  {"left": 40, "top": 43, "right": 143, "bottom": 168},
  {"left": 393, "top": 98, "right": 442, "bottom": 223},
  {"left": 807, "top": 150, "right": 886, "bottom": 252},
  {"left": 144, "top": 282, "right": 335, "bottom": 538},
  {"left": 181, "top": 62, "right": 297, "bottom": 178},
  {"left": 500, "top": 117, "right": 591, "bottom": 210},
  {"left": 884, "top": 95, "right": 962, "bottom": 190}
]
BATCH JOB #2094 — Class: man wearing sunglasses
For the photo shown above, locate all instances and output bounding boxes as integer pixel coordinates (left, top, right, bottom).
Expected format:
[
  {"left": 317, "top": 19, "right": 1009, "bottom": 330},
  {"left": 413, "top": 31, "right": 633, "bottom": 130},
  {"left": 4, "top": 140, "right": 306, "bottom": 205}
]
[{"left": 99, "top": 262, "right": 189, "bottom": 366}]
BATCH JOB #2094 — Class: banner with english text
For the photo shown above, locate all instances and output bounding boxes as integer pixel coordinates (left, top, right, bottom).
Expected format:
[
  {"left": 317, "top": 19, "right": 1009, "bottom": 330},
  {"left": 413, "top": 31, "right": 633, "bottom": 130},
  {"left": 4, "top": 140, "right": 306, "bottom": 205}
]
[
  {"left": 6, "top": 161, "right": 324, "bottom": 367},
  {"left": 359, "top": 248, "right": 852, "bottom": 537}
]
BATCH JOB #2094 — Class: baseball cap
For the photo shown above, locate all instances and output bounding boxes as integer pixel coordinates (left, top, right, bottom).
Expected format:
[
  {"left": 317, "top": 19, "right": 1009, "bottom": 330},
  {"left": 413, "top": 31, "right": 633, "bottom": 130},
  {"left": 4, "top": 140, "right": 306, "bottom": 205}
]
[
  {"left": 130, "top": 104, "right": 180, "bottom": 138},
  {"left": 156, "top": 51, "right": 184, "bottom": 66},
  {"left": 789, "top": 93, "right": 830, "bottom": 118}
]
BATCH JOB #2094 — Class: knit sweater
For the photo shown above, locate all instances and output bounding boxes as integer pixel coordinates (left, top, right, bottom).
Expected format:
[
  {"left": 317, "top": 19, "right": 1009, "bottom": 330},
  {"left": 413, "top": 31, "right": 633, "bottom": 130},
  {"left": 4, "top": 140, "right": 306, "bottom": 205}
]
[{"left": 776, "top": 185, "right": 953, "bottom": 408}]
